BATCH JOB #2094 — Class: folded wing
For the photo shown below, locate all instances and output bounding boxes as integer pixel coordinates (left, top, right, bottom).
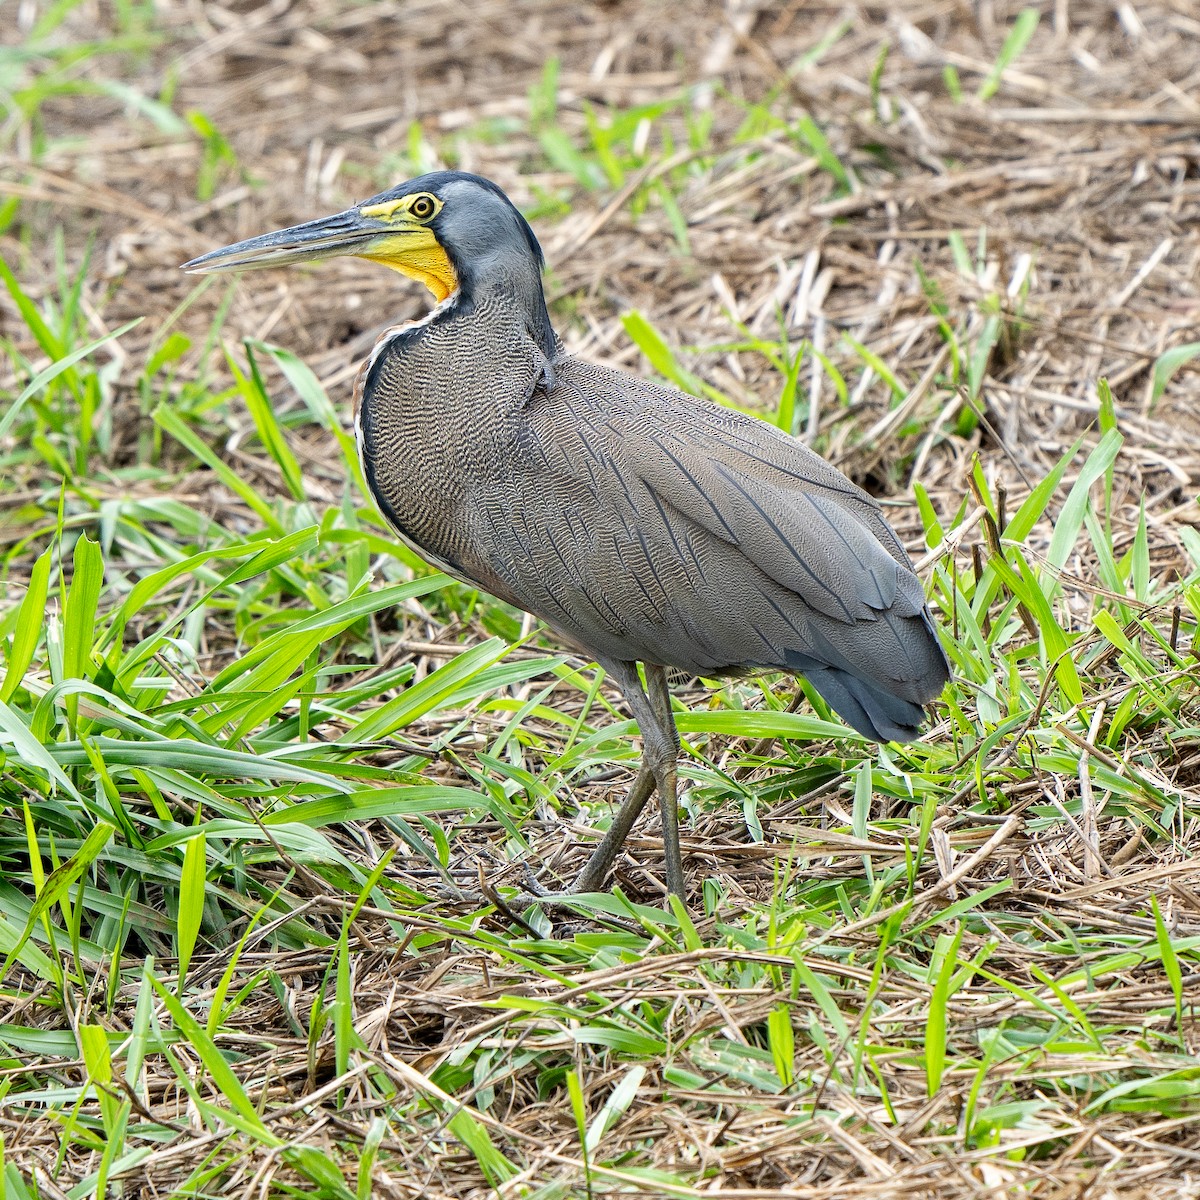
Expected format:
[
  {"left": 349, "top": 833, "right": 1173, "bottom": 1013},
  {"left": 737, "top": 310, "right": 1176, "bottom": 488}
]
[{"left": 471, "top": 358, "right": 949, "bottom": 743}]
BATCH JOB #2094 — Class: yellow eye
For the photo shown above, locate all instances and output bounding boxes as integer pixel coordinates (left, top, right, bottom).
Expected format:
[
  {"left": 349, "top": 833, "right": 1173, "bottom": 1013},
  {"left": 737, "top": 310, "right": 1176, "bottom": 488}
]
[{"left": 409, "top": 194, "right": 436, "bottom": 220}]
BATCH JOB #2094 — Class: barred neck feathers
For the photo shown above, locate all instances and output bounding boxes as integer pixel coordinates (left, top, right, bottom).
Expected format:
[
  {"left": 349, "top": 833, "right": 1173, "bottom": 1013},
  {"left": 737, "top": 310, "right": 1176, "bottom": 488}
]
[{"left": 352, "top": 289, "right": 463, "bottom": 419}]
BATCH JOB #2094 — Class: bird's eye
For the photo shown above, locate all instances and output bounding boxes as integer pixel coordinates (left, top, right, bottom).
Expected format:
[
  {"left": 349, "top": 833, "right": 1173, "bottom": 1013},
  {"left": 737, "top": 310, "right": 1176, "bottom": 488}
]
[{"left": 409, "top": 194, "right": 436, "bottom": 220}]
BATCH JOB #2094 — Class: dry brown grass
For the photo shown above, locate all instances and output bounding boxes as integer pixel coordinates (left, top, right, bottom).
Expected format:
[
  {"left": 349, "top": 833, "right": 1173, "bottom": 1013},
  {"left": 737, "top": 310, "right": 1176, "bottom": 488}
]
[{"left": 3, "top": 0, "right": 1200, "bottom": 1196}]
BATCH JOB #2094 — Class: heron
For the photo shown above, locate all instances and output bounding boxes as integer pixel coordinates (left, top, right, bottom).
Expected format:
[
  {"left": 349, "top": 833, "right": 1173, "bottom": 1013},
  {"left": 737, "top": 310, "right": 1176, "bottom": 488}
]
[{"left": 183, "top": 171, "right": 950, "bottom": 900}]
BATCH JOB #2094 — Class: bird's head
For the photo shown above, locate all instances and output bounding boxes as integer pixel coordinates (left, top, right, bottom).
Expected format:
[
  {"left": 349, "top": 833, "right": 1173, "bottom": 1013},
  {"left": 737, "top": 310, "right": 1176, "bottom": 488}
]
[{"left": 182, "top": 171, "right": 547, "bottom": 306}]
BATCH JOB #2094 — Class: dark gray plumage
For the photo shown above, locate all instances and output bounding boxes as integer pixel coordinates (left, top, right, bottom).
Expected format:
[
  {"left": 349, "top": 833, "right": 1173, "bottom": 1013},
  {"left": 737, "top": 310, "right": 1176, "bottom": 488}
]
[{"left": 183, "top": 171, "right": 951, "bottom": 901}]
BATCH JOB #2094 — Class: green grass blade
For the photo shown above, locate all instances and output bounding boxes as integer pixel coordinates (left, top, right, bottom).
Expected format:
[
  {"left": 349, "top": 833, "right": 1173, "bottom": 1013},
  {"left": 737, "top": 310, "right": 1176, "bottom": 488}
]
[
  {"left": 61, "top": 534, "right": 103, "bottom": 727},
  {"left": 1, "top": 547, "right": 52, "bottom": 703},
  {"left": 586, "top": 1064, "right": 645, "bottom": 1152},
  {"left": 0, "top": 698, "right": 84, "bottom": 799},
  {"left": 1150, "top": 341, "right": 1200, "bottom": 405},
  {"left": 175, "top": 827, "right": 206, "bottom": 990},
  {"left": 0, "top": 819, "right": 114, "bottom": 984},
  {"left": 566, "top": 1065, "right": 591, "bottom": 1188},
  {"left": 148, "top": 972, "right": 281, "bottom": 1140},
  {"left": 78, "top": 1023, "right": 120, "bottom": 1134},
  {"left": 0, "top": 317, "right": 142, "bottom": 442},
  {"left": 978, "top": 9, "right": 1040, "bottom": 101},
  {"left": 1046, "top": 429, "right": 1124, "bottom": 574},
  {"left": 232, "top": 343, "right": 306, "bottom": 501},
  {"left": 345, "top": 637, "right": 510, "bottom": 743},
  {"left": 767, "top": 1004, "right": 795, "bottom": 1090},
  {"left": 925, "top": 927, "right": 963, "bottom": 1097},
  {"left": 1151, "top": 895, "right": 1184, "bottom": 1033},
  {"left": 988, "top": 552, "right": 1082, "bottom": 705},
  {"left": 205, "top": 575, "right": 448, "bottom": 694},
  {"left": 152, "top": 402, "right": 282, "bottom": 533}
]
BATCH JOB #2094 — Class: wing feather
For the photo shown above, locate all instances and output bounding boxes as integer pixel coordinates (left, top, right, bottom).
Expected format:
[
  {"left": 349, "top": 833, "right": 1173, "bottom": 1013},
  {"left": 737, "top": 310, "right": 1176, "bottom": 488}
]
[{"left": 468, "top": 355, "right": 949, "bottom": 742}]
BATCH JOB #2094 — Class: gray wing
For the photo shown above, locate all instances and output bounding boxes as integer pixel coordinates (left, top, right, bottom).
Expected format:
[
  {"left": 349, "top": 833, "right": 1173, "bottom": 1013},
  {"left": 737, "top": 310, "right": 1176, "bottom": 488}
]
[{"left": 469, "top": 357, "right": 949, "bottom": 743}]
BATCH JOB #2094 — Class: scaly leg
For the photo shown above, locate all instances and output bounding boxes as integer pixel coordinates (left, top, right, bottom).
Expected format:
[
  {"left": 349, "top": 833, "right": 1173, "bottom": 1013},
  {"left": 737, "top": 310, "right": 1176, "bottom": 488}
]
[
  {"left": 646, "top": 663, "right": 684, "bottom": 898},
  {"left": 572, "top": 763, "right": 655, "bottom": 892},
  {"left": 572, "top": 660, "right": 685, "bottom": 897}
]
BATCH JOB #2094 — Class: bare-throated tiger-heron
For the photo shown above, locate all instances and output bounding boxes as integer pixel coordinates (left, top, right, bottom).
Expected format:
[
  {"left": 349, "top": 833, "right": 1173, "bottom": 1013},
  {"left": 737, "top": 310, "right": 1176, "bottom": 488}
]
[{"left": 183, "top": 171, "right": 951, "bottom": 900}]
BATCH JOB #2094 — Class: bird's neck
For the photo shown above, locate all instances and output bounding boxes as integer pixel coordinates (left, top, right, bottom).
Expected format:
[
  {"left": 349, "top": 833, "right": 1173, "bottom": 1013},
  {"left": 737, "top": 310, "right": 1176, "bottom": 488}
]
[{"left": 454, "top": 258, "right": 559, "bottom": 364}]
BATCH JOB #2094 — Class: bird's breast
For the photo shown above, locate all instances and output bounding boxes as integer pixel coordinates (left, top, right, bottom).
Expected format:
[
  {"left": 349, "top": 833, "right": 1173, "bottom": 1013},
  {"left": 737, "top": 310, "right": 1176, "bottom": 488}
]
[{"left": 352, "top": 303, "right": 545, "bottom": 587}]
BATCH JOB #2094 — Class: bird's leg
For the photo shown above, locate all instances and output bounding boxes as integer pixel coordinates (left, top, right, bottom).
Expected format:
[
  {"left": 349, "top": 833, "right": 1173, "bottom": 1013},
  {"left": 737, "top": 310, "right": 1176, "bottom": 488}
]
[
  {"left": 572, "top": 763, "right": 655, "bottom": 893},
  {"left": 646, "top": 663, "right": 685, "bottom": 898},
  {"left": 572, "top": 660, "right": 685, "bottom": 898}
]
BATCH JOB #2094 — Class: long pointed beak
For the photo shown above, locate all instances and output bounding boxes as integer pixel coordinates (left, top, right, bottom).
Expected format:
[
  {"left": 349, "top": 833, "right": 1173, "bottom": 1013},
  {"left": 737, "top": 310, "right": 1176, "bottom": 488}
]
[{"left": 181, "top": 207, "right": 388, "bottom": 274}]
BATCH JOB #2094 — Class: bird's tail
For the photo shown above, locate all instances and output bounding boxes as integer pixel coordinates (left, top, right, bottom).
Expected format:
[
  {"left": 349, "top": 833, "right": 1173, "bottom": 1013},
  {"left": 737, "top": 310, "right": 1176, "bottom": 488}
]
[{"left": 798, "top": 664, "right": 931, "bottom": 743}]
